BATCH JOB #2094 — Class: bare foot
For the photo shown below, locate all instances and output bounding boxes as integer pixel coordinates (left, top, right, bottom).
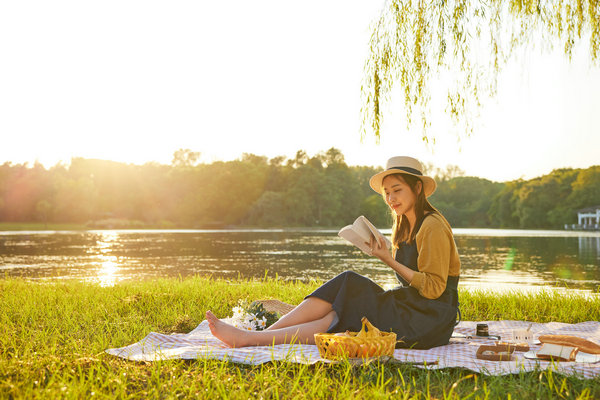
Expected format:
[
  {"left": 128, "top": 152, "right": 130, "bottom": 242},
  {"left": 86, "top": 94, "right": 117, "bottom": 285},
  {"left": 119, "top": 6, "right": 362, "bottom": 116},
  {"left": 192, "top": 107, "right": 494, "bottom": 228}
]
[{"left": 205, "top": 310, "right": 254, "bottom": 348}]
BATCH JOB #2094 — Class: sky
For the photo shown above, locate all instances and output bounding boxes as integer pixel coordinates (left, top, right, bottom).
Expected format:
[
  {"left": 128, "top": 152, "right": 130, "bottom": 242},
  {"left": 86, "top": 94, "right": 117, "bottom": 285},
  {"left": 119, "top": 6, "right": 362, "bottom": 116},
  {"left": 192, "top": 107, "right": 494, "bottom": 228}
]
[{"left": 1, "top": 1, "right": 599, "bottom": 182}]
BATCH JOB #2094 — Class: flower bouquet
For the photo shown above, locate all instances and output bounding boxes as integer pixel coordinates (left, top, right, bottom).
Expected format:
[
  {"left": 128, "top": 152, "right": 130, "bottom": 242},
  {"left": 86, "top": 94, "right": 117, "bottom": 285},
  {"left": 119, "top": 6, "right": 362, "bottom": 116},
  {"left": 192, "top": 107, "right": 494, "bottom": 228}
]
[{"left": 228, "top": 301, "right": 281, "bottom": 331}]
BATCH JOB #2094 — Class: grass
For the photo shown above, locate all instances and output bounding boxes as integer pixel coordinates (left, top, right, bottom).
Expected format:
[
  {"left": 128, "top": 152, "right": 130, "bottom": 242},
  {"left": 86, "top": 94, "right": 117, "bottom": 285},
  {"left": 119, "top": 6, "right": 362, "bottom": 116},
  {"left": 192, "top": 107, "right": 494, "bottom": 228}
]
[{"left": 1, "top": 276, "right": 600, "bottom": 399}]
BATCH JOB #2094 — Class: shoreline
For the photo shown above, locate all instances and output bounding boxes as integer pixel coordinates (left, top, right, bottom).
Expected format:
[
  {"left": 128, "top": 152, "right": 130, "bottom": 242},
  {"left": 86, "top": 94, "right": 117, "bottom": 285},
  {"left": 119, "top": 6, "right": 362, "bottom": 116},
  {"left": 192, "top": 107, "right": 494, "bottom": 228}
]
[
  {"left": 2, "top": 222, "right": 600, "bottom": 237},
  {"left": 3, "top": 275, "right": 599, "bottom": 298}
]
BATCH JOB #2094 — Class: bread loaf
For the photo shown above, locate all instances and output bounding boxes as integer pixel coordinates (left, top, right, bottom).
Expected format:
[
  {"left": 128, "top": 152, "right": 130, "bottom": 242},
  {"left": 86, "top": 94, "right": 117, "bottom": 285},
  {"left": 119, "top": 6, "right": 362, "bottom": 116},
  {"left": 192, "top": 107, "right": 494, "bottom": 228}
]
[{"left": 538, "top": 335, "right": 600, "bottom": 355}]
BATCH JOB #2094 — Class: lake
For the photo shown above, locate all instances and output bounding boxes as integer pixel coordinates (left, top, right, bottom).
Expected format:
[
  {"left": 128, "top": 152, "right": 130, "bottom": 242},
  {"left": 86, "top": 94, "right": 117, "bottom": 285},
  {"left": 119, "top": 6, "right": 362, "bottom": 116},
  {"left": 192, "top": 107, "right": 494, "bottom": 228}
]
[{"left": 1, "top": 229, "right": 599, "bottom": 293}]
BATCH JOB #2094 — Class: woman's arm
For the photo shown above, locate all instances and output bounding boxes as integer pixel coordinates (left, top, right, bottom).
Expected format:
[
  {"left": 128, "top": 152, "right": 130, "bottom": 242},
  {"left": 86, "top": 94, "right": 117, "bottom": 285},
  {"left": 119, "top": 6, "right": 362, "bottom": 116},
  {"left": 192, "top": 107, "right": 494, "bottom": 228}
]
[
  {"left": 368, "top": 215, "right": 455, "bottom": 299},
  {"left": 368, "top": 236, "right": 415, "bottom": 283}
]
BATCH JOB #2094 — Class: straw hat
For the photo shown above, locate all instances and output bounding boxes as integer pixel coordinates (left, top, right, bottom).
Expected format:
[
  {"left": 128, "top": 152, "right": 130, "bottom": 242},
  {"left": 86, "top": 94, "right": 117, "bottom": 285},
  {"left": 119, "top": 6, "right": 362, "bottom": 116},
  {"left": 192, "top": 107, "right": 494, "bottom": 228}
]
[
  {"left": 369, "top": 156, "right": 437, "bottom": 197},
  {"left": 255, "top": 299, "right": 295, "bottom": 315}
]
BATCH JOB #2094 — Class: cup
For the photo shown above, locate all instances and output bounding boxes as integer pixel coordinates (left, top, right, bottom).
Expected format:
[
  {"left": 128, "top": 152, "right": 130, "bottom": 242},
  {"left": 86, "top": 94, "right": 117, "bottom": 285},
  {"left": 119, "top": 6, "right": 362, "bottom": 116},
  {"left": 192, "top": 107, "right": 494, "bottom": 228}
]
[
  {"left": 476, "top": 323, "right": 489, "bottom": 337},
  {"left": 510, "top": 329, "right": 532, "bottom": 344}
]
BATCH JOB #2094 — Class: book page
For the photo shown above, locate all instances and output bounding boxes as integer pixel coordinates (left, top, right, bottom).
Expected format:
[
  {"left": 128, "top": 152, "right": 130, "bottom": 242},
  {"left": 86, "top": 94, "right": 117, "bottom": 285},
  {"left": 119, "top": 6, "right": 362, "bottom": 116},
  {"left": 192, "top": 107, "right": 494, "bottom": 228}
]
[
  {"left": 359, "top": 216, "right": 392, "bottom": 249},
  {"left": 338, "top": 226, "right": 372, "bottom": 255},
  {"left": 338, "top": 216, "right": 391, "bottom": 255}
]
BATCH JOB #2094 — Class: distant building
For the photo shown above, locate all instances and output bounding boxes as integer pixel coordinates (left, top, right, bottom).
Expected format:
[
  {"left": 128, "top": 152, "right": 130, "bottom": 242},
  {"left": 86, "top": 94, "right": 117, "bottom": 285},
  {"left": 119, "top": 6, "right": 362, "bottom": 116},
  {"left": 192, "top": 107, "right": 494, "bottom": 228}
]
[{"left": 565, "top": 206, "right": 600, "bottom": 230}]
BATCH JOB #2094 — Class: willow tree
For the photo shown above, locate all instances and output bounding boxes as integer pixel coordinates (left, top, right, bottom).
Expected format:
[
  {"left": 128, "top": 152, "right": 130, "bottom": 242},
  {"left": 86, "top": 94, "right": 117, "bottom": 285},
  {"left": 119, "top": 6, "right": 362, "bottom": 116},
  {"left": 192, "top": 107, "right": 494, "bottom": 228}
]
[{"left": 361, "top": 0, "right": 600, "bottom": 142}]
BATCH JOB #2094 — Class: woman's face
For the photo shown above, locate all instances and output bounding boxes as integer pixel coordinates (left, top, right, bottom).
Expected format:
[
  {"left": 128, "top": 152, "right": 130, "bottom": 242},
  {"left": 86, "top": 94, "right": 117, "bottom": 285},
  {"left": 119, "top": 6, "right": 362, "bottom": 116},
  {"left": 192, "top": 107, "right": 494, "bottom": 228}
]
[{"left": 382, "top": 174, "right": 420, "bottom": 217}]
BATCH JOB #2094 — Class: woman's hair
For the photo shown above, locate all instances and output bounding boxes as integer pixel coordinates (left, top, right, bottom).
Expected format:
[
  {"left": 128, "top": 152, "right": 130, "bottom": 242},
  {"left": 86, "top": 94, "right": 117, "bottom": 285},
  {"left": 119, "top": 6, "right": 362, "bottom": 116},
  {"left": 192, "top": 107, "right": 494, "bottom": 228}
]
[{"left": 385, "top": 173, "right": 436, "bottom": 248}]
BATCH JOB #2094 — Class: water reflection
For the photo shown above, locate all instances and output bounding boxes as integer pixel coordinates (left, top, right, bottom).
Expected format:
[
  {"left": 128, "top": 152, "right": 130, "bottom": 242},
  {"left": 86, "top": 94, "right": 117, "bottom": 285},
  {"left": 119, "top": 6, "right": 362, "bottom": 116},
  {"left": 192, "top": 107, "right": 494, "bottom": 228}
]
[
  {"left": 91, "top": 232, "right": 121, "bottom": 286},
  {"left": 579, "top": 236, "right": 600, "bottom": 262},
  {"left": 460, "top": 268, "right": 548, "bottom": 290},
  {"left": 0, "top": 229, "right": 598, "bottom": 293},
  {"left": 455, "top": 234, "right": 600, "bottom": 292},
  {"left": 97, "top": 256, "right": 119, "bottom": 287}
]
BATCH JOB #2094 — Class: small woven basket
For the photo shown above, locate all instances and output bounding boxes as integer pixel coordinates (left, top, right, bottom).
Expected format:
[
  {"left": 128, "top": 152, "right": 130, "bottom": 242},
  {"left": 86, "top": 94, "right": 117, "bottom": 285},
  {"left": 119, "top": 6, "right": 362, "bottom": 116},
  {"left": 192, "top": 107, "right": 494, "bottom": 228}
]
[{"left": 314, "top": 317, "right": 397, "bottom": 361}]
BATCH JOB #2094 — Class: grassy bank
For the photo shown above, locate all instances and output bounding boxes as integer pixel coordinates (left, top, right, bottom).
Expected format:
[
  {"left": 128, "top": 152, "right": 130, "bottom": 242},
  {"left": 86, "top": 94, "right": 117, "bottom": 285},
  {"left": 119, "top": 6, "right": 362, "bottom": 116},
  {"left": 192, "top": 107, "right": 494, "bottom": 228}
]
[{"left": 1, "top": 277, "right": 599, "bottom": 399}]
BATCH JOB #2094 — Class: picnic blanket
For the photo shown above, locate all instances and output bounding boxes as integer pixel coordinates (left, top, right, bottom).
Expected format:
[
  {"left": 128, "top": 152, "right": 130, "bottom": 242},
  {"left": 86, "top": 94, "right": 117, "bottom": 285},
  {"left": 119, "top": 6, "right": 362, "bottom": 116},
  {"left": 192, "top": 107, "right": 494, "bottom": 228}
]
[{"left": 106, "top": 320, "right": 600, "bottom": 379}]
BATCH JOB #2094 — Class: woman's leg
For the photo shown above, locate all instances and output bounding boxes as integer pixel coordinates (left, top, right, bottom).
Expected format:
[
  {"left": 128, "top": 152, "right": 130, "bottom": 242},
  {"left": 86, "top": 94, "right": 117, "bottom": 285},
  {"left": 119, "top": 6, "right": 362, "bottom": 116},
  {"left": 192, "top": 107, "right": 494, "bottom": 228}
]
[
  {"left": 206, "top": 310, "right": 335, "bottom": 348},
  {"left": 266, "top": 296, "right": 333, "bottom": 330}
]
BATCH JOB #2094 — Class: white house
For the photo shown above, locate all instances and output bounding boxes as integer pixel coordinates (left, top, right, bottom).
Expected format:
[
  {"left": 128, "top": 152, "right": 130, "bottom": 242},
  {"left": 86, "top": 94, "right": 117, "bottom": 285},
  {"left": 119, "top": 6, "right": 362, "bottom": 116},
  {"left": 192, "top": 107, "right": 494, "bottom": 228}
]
[{"left": 576, "top": 206, "right": 600, "bottom": 230}]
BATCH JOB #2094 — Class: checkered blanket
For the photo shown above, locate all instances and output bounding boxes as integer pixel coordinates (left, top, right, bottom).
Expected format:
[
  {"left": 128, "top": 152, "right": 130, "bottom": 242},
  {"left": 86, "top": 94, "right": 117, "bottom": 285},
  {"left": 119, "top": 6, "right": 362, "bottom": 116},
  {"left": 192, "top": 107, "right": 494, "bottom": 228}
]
[{"left": 106, "top": 320, "right": 600, "bottom": 379}]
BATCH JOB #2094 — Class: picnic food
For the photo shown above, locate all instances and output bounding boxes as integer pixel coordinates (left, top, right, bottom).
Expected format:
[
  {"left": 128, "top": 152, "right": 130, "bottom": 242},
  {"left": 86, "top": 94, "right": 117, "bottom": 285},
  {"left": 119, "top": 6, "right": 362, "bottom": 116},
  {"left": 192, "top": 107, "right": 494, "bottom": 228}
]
[
  {"left": 314, "top": 317, "right": 397, "bottom": 360},
  {"left": 536, "top": 335, "right": 600, "bottom": 361},
  {"left": 476, "top": 344, "right": 515, "bottom": 361},
  {"left": 538, "top": 335, "right": 600, "bottom": 354},
  {"left": 495, "top": 341, "right": 530, "bottom": 352}
]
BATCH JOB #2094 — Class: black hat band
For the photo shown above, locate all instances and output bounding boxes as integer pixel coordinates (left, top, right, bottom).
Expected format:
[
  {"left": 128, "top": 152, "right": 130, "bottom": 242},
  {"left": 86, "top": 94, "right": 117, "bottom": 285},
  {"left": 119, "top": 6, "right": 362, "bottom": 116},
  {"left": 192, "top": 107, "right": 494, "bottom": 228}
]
[{"left": 389, "top": 166, "right": 423, "bottom": 176}]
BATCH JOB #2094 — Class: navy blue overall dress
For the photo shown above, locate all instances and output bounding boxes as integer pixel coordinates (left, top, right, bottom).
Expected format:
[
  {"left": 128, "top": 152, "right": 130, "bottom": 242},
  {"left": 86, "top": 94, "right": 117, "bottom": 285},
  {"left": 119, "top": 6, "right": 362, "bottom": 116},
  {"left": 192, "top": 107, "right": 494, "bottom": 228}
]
[{"left": 307, "top": 213, "right": 459, "bottom": 349}]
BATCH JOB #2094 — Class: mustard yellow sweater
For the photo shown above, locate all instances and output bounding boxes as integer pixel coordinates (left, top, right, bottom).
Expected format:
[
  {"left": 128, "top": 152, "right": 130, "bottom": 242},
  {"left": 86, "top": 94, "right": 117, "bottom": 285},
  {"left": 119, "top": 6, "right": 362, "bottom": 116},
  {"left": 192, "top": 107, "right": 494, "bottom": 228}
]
[{"left": 405, "top": 213, "right": 461, "bottom": 299}]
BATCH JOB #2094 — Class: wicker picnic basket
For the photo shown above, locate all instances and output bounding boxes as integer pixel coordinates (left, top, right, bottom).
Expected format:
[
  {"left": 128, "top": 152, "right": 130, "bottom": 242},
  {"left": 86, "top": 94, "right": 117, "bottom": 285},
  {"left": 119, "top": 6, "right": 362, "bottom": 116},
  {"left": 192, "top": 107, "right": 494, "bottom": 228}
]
[{"left": 314, "top": 317, "right": 397, "bottom": 360}]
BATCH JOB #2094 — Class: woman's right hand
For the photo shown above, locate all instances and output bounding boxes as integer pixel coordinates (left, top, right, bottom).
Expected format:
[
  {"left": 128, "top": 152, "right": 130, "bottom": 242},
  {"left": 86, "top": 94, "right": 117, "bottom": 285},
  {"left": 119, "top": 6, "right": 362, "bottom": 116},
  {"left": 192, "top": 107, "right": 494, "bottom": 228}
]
[{"left": 366, "top": 235, "right": 392, "bottom": 263}]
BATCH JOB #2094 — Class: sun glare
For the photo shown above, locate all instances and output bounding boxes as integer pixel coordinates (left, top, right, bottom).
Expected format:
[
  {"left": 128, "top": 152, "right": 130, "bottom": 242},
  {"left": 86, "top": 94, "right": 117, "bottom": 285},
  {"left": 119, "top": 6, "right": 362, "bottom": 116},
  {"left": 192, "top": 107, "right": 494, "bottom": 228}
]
[{"left": 95, "top": 231, "right": 121, "bottom": 287}]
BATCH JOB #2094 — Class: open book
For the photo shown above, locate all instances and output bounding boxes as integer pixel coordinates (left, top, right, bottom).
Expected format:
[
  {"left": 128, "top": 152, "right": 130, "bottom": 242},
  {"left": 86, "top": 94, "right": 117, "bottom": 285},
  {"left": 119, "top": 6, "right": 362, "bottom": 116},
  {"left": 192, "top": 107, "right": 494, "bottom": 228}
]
[
  {"left": 338, "top": 216, "right": 392, "bottom": 256},
  {"left": 524, "top": 334, "right": 600, "bottom": 363}
]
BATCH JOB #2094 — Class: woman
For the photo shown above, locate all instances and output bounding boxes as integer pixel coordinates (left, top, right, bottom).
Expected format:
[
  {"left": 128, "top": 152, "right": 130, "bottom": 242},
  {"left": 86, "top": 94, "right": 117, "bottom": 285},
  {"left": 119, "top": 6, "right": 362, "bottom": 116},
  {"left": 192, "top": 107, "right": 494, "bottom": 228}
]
[{"left": 206, "top": 156, "right": 460, "bottom": 349}]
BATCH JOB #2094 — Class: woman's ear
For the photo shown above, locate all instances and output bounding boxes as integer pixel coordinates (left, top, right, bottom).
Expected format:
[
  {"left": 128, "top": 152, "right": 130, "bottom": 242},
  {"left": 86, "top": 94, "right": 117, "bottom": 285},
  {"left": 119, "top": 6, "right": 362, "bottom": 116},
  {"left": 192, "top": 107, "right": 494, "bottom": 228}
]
[{"left": 416, "top": 180, "right": 423, "bottom": 195}]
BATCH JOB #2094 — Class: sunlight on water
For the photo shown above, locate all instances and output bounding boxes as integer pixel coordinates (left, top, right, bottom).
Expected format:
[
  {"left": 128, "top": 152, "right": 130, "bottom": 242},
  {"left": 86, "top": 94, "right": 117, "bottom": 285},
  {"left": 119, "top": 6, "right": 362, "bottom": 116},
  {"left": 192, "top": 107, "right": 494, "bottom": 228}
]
[
  {"left": 460, "top": 269, "right": 547, "bottom": 289},
  {"left": 0, "top": 229, "right": 598, "bottom": 294},
  {"left": 97, "top": 257, "right": 119, "bottom": 287},
  {"left": 93, "top": 231, "right": 121, "bottom": 286}
]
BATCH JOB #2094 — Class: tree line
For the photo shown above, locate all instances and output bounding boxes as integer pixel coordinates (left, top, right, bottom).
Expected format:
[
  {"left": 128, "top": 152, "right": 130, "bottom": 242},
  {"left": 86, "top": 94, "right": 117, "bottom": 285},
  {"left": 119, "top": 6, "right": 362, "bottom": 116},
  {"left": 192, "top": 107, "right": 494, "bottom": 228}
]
[{"left": 0, "top": 148, "right": 598, "bottom": 229}]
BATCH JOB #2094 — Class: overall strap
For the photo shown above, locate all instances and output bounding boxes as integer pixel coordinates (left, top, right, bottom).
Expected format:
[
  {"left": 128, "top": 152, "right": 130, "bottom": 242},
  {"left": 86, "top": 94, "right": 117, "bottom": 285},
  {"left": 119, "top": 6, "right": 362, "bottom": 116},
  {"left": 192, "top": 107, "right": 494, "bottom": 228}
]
[
  {"left": 445, "top": 275, "right": 461, "bottom": 325},
  {"left": 413, "top": 211, "right": 434, "bottom": 236},
  {"left": 394, "top": 212, "right": 434, "bottom": 285},
  {"left": 446, "top": 275, "right": 459, "bottom": 291}
]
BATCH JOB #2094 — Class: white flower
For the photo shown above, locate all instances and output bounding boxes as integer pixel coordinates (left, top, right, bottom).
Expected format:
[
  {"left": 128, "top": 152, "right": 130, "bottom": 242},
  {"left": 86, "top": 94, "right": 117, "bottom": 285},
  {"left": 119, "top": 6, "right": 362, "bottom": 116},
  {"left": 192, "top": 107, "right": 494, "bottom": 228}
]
[
  {"left": 228, "top": 301, "right": 273, "bottom": 331},
  {"left": 229, "top": 310, "right": 260, "bottom": 331}
]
